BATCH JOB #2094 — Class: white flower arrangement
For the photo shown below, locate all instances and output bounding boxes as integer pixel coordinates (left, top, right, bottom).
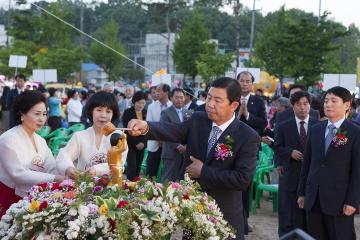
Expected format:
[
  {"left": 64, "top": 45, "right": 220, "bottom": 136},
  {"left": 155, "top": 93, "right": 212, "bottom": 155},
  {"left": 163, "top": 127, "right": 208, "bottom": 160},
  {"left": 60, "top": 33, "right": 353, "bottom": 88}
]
[{"left": 0, "top": 174, "right": 235, "bottom": 240}]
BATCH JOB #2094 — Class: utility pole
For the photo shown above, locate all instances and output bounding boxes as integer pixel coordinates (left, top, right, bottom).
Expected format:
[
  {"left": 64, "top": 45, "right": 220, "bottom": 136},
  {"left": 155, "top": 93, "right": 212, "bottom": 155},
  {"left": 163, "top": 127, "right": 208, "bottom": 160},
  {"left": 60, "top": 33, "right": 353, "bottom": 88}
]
[
  {"left": 318, "top": 0, "right": 322, "bottom": 22},
  {"left": 249, "top": 0, "right": 256, "bottom": 56},
  {"left": 6, "top": 0, "right": 11, "bottom": 47},
  {"left": 234, "top": 0, "right": 241, "bottom": 68},
  {"left": 79, "top": 0, "right": 84, "bottom": 84}
]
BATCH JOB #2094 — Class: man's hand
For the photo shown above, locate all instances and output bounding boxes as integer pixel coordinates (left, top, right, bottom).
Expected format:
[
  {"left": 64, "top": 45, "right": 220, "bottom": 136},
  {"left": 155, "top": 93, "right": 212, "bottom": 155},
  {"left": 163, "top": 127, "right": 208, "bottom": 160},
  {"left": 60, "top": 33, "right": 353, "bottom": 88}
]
[
  {"left": 185, "top": 156, "right": 204, "bottom": 179},
  {"left": 65, "top": 167, "right": 81, "bottom": 180},
  {"left": 277, "top": 166, "right": 284, "bottom": 176},
  {"left": 291, "top": 150, "right": 304, "bottom": 161},
  {"left": 177, "top": 145, "right": 186, "bottom": 155},
  {"left": 297, "top": 196, "right": 305, "bottom": 209},
  {"left": 135, "top": 142, "right": 145, "bottom": 151},
  {"left": 343, "top": 204, "right": 356, "bottom": 216},
  {"left": 262, "top": 136, "right": 272, "bottom": 146},
  {"left": 127, "top": 119, "right": 148, "bottom": 136}
]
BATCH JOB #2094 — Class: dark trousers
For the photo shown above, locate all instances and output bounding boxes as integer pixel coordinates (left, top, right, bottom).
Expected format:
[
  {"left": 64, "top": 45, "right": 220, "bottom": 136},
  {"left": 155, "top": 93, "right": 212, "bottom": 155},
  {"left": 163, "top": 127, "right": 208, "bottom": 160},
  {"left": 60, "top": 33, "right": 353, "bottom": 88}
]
[
  {"left": 306, "top": 195, "right": 356, "bottom": 240},
  {"left": 278, "top": 183, "right": 305, "bottom": 236},
  {"left": 146, "top": 147, "right": 162, "bottom": 178},
  {"left": 126, "top": 147, "right": 144, "bottom": 181},
  {"left": 242, "top": 187, "right": 250, "bottom": 234},
  {"left": 48, "top": 116, "right": 62, "bottom": 131}
]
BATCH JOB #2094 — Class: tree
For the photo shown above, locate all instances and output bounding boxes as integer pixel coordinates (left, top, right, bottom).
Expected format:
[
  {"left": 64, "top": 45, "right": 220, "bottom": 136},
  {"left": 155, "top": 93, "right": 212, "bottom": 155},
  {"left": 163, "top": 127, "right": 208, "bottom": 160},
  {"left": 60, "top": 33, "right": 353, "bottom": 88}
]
[
  {"left": 89, "top": 19, "right": 127, "bottom": 81},
  {"left": 196, "top": 42, "right": 234, "bottom": 84},
  {"left": 172, "top": 12, "right": 210, "bottom": 82},
  {"left": 253, "top": 7, "right": 346, "bottom": 87}
]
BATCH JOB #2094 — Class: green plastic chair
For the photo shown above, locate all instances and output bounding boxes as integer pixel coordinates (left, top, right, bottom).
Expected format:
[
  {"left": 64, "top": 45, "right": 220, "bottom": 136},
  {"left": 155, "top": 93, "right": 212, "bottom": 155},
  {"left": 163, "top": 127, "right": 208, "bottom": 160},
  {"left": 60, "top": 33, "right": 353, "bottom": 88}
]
[
  {"left": 50, "top": 137, "right": 69, "bottom": 156},
  {"left": 36, "top": 126, "right": 51, "bottom": 138},
  {"left": 44, "top": 128, "right": 68, "bottom": 141},
  {"left": 140, "top": 149, "right": 148, "bottom": 175},
  {"left": 156, "top": 158, "right": 164, "bottom": 182},
  {"left": 254, "top": 165, "right": 278, "bottom": 213},
  {"left": 67, "top": 123, "right": 85, "bottom": 136}
]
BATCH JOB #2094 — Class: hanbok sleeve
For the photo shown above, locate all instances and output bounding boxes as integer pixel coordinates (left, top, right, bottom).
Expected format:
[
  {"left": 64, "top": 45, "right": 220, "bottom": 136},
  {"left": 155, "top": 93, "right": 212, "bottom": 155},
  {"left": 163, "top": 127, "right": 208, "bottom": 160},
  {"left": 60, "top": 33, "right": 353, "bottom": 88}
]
[
  {"left": 43, "top": 145, "right": 59, "bottom": 175},
  {"left": 56, "top": 133, "right": 81, "bottom": 175},
  {"left": 0, "top": 142, "right": 56, "bottom": 190}
]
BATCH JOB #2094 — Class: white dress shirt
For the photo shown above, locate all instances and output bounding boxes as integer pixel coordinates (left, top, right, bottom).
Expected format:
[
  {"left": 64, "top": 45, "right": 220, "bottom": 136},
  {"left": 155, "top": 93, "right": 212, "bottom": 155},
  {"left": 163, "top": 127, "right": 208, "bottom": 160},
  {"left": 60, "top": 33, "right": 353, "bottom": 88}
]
[
  {"left": 295, "top": 115, "right": 310, "bottom": 134},
  {"left": 56, "top": 127, "right": 128, "bottom": 176},
  {"left": 325, "top": 117, "right": 345, "bottom": 137},
  {"left": 0, "top": 126, "right": 58, "bottom": 197},
  {"left": 146, "top": 100, "right": 172, "bottom": 152},
  {"left": 210, "top": 114, "right": 236, "bottom": 141},
  {"left": 67, "top": 98, "right": 83, "bottom": 123}
]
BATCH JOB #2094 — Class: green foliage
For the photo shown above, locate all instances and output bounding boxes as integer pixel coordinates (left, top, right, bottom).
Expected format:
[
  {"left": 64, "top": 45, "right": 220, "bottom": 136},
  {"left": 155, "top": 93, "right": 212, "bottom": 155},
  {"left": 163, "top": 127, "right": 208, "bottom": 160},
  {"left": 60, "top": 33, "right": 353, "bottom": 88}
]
[
  {"left": 89, "top": 19, "right": 127, "bottom": 81},
  {"left": 253, "top": 7, "right": 347, "bottom": 87},
  {"left": 196, "top": 42, "right": 234, "bottom": 84},
  {"left": 172, "top": 12, "right": 210, "bottom": 80}
]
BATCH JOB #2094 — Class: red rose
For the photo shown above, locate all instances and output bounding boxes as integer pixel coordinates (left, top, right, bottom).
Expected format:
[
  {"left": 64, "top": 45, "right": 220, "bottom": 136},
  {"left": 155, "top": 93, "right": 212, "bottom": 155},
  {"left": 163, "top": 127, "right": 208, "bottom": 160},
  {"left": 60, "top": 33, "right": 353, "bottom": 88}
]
[
  {"left": 337, "top": 134, "right": 345, "bottom": 139},
  {"left": 51, "top": 182, "right": 61, "bottom": 191},
  {"left": 37, "top": 182, "right": 48, "bottom": 191},
  {"left": 39, "top": 200, "right": 48, "bottom": 211},
  {"left": 108, "top": 219, "right": 116, "bottom": 231},
  {"left": 97, "top": 177, "right": 110, "bottom": 187},
  {"left": 117, "top": 200, "right": 128, "bottom": 208},
  {"left": 133, "top": 176, "right": 141, "bottom": 182},
  {"left": 182, "top": 192, "right": 190, "bottom": 200}
]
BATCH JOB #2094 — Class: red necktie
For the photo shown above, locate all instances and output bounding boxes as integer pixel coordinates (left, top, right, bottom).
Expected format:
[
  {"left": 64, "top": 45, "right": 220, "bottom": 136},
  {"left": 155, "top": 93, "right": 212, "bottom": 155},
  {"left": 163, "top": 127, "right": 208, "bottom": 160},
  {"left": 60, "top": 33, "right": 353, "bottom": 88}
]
[{"left": 299, "top": 121, "right": 307, "bottom": 147}]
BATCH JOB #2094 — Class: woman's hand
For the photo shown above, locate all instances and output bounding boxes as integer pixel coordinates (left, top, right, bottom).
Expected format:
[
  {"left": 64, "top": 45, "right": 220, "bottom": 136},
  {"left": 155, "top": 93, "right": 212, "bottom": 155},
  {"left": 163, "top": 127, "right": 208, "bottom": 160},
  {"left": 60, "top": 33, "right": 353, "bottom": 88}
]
[{"left": 65, "top": 167, "right": 81, "bottom": 180}]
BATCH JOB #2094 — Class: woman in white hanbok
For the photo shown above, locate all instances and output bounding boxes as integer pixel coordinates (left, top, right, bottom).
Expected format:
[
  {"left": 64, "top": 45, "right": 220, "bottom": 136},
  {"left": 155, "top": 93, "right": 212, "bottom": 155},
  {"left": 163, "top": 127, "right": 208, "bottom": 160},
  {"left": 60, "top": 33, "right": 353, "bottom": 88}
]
[
  {"left": 56, "top": 91, "right": 128, "bottom": 179},
  {"left": 0, "top": 91, "right": 64, "bottom": 218}
]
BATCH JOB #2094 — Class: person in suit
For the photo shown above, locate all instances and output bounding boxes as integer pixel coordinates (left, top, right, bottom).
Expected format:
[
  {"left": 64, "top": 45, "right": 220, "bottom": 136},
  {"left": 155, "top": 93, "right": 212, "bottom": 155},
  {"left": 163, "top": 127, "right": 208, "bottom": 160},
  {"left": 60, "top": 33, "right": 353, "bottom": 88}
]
[
  {"left": 122, "top": 91, "right": 147, "bottom": 181},
  {"left": 183, "top": 87, "right": 198, "bottom": 111},
  {"left": 145, "top": 84, "right": 172, "bottom": 178},
  {"left": 7, "top": 74, "right": 26, "bottom": 128},
  {"left": 160, "top": 88, "right": 186, "bottom": 182},
  {"left": 275, "top": 84, "right": 320, "bottom": 134},
  {"left": 236, "top": 71, "right": 267, "bottom": 233},
  {"left": 236, "top": 71, "right": 267, "bottom": 136},
  {"left": 297, "top": 86, "right": 360, "bottom": 240},
  {"left": 128, "top": 77, "right": 260, "bottom": 240},
  {"left": 274, "top": 91, "right": 319, "bottom": 237}
]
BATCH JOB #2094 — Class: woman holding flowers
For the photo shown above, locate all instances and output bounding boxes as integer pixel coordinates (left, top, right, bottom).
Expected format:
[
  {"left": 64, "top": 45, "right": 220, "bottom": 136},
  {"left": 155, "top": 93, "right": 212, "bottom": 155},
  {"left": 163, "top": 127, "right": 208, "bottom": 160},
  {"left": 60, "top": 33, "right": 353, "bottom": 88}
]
[
  {"left": 0, "top": 91, "right": 64, "bottom": 218},
  {"left": 56, "top": 91, "right": 128, "bottom": 179}
]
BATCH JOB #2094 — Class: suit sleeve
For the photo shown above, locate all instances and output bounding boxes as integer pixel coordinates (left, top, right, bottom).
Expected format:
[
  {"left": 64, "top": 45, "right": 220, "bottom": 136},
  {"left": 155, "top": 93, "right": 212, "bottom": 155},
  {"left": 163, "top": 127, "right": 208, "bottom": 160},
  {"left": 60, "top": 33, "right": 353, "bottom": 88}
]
[
  {"left": 160, "top": 110, "right": 179, "bottom": 150},
  {"left": 147, "top": 120, "right": 190, "bottom": 145},
  {"left": 123, "top": 109, "right": 144, "bottom": 146},
  {"left": 344, "top": 132, "right": 360, "bottom": 208},
  {"left": 199, "top": 133, "right": 260, "bottom": 191},
  {"left": 274, "top": 126, "right": 293, "bottom": 166},
  {"left": 297, "top": 128, "right": 312, "bottom": 197}
]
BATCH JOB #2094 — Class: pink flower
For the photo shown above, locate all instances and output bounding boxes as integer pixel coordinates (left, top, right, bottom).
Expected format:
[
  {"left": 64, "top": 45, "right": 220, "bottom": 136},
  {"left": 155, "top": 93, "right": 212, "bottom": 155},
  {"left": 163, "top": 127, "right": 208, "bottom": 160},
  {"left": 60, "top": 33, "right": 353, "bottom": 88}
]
[{"left": 171, "top": 182, "right": 181, "bottom": 189}]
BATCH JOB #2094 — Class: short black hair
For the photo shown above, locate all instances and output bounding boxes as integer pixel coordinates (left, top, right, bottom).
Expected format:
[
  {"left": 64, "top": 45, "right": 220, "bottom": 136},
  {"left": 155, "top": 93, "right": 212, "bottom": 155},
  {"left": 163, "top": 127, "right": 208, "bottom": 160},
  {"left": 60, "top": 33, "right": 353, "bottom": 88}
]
[
  {"left": 324, "top": 86, "right": 352, "bottom": 103},
  {"left": 160, "top": 84, "right": 170, "bottom": 93},
  {"left": 237, "top": 71, "right": 255, "bottom": 82},
  {"left": 150, "top": 86, "right": 157, "bottom": 91},
  {"left": 289, "top": 84, "right": 307, "bottom": 93},
  {"left": 48, "top": 87, "right": 56, "bottom": 97},
  {"left": 84, "top": 91, "right": 120, "bottom": 123},
  {"left": 12, "top": 90, "right": 48, "bottom": 126},
  {"left": 211, "top": 77, "right": 241, "bottom": 104},
  {"left": 290, "top": 91, "right": 312, "bottom": 105},
  {"left": 132, "top": 91, "right": 147, "bottom": 104},
  {"left": 170, "top": 88, "right": 185, "bottom": 98},
  {"left": 15, "top": 73, "right": 26, "bottom": 81},
  {"left": 68, "top": 89, "right": 78, "bottom": 99}
]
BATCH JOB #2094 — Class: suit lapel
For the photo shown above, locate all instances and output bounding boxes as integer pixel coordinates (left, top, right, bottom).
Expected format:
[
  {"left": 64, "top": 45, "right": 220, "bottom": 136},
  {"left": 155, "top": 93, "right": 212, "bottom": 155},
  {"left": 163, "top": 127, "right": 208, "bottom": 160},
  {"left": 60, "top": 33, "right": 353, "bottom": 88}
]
[
  {"left": 169, "top": 106, "right": 180, "bottom": 123},
  {"left": 200, "top": 118, "right": 212, "bottom": 162},
  {"left": 205, "top": 119, "right": 239, "bottom": 165},
  {"left": 289, "top": 118, "right": 302, "bottom": 146},
  {"left": 318, "top": 120, "right": 328, "bottom": 161},
  {"left": 247, "top": 95, "right": 255, "bottom": 113}
]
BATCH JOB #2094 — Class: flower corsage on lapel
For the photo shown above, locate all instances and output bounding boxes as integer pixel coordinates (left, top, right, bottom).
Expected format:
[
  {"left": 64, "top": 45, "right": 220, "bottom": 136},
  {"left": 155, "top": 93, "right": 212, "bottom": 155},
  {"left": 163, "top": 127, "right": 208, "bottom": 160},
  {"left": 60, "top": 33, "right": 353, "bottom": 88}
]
[
  {"left": 332, "top": 129, "right": 348, "bottom": 147},
  {"left": 214, "top": 135, "right": 234, "bottom": 161}
]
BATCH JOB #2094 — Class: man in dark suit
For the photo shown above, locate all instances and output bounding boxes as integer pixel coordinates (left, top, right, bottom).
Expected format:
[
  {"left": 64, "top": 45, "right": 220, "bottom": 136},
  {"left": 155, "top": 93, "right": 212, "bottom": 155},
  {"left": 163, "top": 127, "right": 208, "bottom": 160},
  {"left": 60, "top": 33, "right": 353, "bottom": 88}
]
[
  {"left": 128, "top": 77, "right": 260, "bottom": 240},
  {"left": 7, "top": 74, "right": 26, "bottom": 128},
  {"left": 236, "top": 71, "right": 267, "bottom": 233},
  {"left": 160, "top": 88, "right": 186, "bottom": 182},
  {"left": 183, "top": 88, "right": 198, "bottom": 111},
  {"left": 275, "top": 84, "right": 319, "bottom": 134},
  {"left": 237, "top": 71, "right": 267, "bottom": 136},
  {"left": 298, "top": 86, "right": 360, "bottom": 240},
  {"left": 274, "top": 91, "right": 319, "bottom": 237}
]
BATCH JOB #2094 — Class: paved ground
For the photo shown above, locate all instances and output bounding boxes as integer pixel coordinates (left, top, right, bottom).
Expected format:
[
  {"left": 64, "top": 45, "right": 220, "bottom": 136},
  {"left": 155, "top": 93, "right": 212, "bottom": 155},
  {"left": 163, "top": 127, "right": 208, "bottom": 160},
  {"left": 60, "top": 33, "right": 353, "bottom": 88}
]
[{"left": 246, "top": 194, "right": 360, "bottom": 240}]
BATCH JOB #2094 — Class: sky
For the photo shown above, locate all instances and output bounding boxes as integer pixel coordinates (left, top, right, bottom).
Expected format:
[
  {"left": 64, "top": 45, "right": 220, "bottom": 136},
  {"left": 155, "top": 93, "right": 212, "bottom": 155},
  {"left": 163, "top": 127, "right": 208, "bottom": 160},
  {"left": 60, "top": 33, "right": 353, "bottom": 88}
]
[
  {"left": 237, "top": 0, "right": 360, "bottom": 28},
  {"left": 1, "top": 0, "right": 359, "bottom": 28}
]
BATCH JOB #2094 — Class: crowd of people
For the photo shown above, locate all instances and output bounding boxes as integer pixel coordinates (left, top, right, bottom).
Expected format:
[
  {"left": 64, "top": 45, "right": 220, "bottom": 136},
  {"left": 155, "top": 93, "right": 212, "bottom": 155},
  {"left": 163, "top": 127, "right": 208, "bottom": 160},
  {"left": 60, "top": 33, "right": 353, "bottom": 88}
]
[{"left": 0, "top": 72, "right": 360, "bottom": 240}]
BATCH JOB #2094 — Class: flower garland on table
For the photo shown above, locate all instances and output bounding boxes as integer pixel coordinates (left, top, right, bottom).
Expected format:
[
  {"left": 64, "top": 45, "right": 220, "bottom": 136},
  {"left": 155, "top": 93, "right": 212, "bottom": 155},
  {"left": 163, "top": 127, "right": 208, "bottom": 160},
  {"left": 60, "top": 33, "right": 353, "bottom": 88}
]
[{"left": 0, "top": 174, "right": 235, "bottom": 240}]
